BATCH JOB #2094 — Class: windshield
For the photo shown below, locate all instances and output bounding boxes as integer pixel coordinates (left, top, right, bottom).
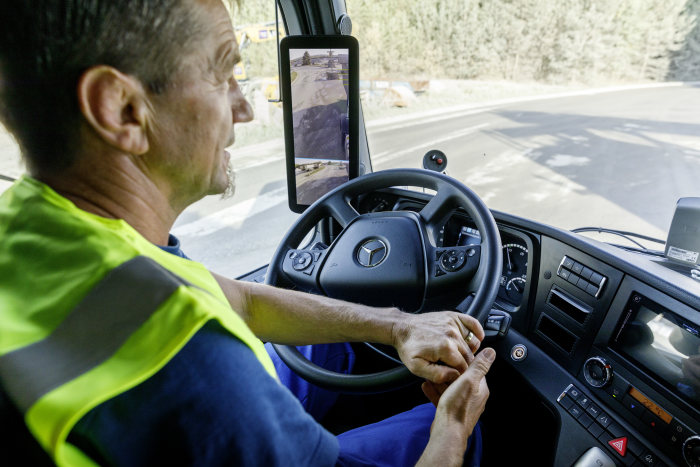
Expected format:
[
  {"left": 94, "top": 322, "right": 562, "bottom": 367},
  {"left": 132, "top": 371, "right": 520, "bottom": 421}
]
[
  {"left": 347, "top": 0, "right": 699, "bottom": 241},
  {"left": 1, "top": 0, "right": 697, "bottom": 277}
]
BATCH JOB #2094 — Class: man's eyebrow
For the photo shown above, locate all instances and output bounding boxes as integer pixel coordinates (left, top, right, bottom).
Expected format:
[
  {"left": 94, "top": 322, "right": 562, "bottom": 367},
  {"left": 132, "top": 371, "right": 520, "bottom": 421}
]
[
  {"left": 231, "top": 47, "right": 241, "bottom": 66},
  {"left": 216, "top": 40, "right": 240, "bottom": 69}
]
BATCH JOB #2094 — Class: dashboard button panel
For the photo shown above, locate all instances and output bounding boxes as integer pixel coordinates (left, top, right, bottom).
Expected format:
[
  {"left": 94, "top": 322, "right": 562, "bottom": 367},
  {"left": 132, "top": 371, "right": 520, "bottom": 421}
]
[
  {"left": 558, "top": 384, "right": 666, "bottom": 466},
  {"left": 558, "top": 255, "right": 607, "bottom": 298}
]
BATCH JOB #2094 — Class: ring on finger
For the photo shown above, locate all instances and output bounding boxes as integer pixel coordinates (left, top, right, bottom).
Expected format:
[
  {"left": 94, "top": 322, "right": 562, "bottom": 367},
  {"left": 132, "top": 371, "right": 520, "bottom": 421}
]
[{"left": 465, "top": 331, "right": 475, "bottom": 344}]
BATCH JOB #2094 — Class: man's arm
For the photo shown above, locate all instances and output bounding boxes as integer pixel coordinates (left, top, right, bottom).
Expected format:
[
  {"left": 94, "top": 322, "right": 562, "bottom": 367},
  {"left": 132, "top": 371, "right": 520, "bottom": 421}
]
[
  {"left": 213, "top": 274, "right": 484, "bottom": 384},
  {"left": 417, "top": 347, "right": 495, "bottom": 466}
]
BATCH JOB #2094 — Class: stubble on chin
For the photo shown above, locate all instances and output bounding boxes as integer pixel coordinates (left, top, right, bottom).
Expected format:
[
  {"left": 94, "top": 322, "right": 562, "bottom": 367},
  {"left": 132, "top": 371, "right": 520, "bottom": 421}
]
[{"left": 221, "top": 159, "right": 237, "bottom": 199}]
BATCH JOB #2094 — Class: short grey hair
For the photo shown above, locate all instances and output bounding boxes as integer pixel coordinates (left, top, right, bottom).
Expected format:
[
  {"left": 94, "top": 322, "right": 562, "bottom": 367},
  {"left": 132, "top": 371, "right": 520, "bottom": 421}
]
[{"left": 0, "top": 0, "right": 205, "bottom": 174}]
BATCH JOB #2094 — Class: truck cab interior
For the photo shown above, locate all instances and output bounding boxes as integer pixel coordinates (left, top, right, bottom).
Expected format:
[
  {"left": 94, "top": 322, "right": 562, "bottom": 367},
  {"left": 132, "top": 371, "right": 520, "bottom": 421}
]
[{"left": 3, "top": 0, "right": 700, "bottom": 466}]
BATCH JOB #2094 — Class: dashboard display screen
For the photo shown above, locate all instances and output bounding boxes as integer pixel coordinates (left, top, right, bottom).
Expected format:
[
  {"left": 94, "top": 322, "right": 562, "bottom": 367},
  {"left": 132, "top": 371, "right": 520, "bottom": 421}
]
[
  {"left": 612, "top": 294, "right": 700, "bottom": 411},
  {"left": 628, "top": 386, "right": 672, "bottom": 423}
]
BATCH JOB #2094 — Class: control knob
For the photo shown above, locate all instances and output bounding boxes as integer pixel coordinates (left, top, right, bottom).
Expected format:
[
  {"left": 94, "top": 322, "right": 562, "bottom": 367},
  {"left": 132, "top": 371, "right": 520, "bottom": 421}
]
[
  {"left": 583, "top": 356, "right": 612, "bottom": 388},
  {"left": 683, "top": 435, "right": 700, "bottom": 467}
]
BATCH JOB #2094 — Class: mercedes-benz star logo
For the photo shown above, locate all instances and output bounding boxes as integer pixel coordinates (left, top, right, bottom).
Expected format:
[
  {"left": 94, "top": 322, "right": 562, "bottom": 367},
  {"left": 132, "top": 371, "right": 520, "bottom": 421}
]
[{"left": 356, "top": 239, "right": 388, "bottom": 268}]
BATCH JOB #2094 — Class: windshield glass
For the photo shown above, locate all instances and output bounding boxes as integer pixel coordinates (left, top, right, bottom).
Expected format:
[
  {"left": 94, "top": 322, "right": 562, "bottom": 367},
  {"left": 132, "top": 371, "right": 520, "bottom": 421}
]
[
  {"left": 346, "top": 0, "right": 699, "bottom": 245},
  {"left": 1, "top": 1, "right": 698, "bottom": 278}
]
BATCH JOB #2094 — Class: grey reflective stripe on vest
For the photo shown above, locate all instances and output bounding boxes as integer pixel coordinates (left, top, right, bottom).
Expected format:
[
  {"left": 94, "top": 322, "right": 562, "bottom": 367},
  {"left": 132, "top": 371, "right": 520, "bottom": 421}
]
[{"left": 0, "top": 256, "right": 192, "bottom": 413}]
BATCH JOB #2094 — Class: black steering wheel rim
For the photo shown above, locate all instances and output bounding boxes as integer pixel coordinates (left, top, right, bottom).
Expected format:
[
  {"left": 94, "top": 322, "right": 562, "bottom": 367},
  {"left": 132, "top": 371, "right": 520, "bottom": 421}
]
[{"left": 266, "top": 168, "right": 502, "bottom": 393}]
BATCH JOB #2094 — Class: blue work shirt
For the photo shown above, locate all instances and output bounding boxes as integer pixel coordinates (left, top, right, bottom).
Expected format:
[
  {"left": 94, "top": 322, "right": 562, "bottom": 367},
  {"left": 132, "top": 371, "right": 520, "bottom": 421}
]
[
  {"left": 68, "top": 236, "right": 339, "bottom": 465},
  {"left": 69, "top": 234, "right": 481, "bottom": 466}
]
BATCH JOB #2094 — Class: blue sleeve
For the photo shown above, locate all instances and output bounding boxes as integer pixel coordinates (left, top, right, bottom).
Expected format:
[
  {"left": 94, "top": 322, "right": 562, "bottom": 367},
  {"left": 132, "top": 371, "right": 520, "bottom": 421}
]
[{"left": 68, "top": 321, "right": 339, "bottom": 466}]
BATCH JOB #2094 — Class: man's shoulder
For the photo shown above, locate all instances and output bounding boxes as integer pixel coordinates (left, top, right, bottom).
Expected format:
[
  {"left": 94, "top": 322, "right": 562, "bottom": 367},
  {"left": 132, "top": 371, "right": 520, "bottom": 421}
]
[{"left": 0, "top": 176, "right": 212, "bottom": 351}]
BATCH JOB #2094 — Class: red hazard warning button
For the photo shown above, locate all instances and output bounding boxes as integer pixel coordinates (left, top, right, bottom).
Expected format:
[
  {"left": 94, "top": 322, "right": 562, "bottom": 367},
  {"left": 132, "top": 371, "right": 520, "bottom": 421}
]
[{"left": 608, "top": 437, "right": 627, "bottom": 456}]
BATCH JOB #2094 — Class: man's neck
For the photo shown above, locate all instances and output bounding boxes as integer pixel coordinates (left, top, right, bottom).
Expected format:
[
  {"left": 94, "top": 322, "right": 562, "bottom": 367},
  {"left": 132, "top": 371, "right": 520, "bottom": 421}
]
[{"left": 37, "top": 154, "right": 181, "bottom": 246}]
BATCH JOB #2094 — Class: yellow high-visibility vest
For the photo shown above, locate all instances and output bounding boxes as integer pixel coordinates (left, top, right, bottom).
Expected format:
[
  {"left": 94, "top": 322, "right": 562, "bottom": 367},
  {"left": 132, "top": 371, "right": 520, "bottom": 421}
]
[{"left": 0, "top": 176, "right": 276, "bottom": 466}]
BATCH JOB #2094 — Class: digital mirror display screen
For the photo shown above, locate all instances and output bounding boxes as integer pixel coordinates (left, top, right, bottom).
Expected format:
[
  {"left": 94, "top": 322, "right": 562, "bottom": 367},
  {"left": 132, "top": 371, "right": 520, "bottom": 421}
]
[
  {"left": 612, "top": 295, "right": 700, "bottom": 411},
  {"left": 289, "top": 48, "right": 350, "bottom": 207}
]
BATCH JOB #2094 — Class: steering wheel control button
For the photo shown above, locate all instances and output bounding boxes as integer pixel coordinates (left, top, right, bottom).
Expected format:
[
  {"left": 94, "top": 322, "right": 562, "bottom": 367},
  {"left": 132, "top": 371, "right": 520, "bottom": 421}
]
[
  {"left": 292, "top": 252, "right": 313, "bottom": 271},
  {"left": 583, "top": 357, "right": 613, "bottom": 388},
  {"left": 356, "top": 239, "right": 388, "bottom": 268},
  {"left": 510, "top": 344, "right": 527, "bottom": 361},
  {"left": 439, "top": 249, "right": 466, "bottom": 272}
]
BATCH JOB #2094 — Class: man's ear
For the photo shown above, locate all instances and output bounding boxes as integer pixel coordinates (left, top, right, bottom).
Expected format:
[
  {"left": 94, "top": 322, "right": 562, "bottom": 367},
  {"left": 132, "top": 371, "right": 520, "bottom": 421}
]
[{"left": 77, "top": 66, "right": 150, "bottom": 155}]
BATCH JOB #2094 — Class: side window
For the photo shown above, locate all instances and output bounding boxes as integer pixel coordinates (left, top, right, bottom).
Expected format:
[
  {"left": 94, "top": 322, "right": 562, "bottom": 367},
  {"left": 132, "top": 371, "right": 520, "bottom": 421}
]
[{"left": 173, "top": 2, "right": 297, "bottom": 278}]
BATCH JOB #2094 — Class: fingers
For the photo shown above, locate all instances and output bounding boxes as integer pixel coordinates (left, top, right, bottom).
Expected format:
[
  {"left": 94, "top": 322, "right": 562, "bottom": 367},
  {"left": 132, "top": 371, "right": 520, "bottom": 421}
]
[
  {"left": 454, "top": 334, "right": 475, "bottom": 366},
  {"left": 422, "top": 381, "right": 441, "bottom": 407},
  {"left": 452, "top": 347, "right": 496, "bottom": 390},
  {"left": 457, "top": 314, "right": 485, "bottom": 344},
  {"left": 422, "top": 380, "right": 450, "bottom": 407},
  {"left": 415, "top": 359, "right": 462, "bottom": 384}
]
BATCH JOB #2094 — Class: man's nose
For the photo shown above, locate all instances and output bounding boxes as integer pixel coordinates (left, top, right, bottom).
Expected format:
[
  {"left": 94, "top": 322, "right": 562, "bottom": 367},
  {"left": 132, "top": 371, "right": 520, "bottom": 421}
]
[{"left": 230, "top": 78, "right": 254, "bottom": 123}]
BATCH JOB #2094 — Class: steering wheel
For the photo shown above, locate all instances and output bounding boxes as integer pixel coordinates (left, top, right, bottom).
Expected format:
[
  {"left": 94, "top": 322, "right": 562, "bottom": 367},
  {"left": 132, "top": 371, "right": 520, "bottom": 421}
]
[{"left": 266, "top": 168, "right": 502, "bottom": 392}]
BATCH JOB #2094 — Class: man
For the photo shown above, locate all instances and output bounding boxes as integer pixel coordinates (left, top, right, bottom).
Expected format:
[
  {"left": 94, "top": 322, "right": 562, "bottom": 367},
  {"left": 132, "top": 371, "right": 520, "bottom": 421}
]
[{"left": 0, "top": 0, "right": 494, "bottom": 465}]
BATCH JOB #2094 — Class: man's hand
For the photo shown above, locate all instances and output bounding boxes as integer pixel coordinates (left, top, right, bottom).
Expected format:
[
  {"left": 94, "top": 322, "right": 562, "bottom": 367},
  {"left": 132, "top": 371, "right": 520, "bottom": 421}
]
[
  {"left": 391, "top": 312, "right": 485, "bottom": 383},
  {"left": 416, "top": 348, "right": 495, "bottom": 467}
]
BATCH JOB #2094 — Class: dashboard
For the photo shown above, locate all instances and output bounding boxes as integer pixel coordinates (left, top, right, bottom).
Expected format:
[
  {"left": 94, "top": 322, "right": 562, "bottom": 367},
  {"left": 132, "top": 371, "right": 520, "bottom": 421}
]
[
  {"left": 352, "top": 187, "right": 700, "bottom": 467},
  {"left": 239, "top": 186, "right": 700, "bottom": 466}
]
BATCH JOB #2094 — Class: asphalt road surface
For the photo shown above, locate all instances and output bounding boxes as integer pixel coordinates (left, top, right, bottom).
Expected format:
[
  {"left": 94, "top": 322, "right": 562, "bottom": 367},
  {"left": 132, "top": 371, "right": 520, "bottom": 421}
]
[
  {"left": 296, "top": 163, "right": 349, "bottom": 206},
  {"left": 2, "top": 84, "right": 699, "bottom": 278},
  {"left": 291, "top": 63, "right": 348, "bottom": 160}
]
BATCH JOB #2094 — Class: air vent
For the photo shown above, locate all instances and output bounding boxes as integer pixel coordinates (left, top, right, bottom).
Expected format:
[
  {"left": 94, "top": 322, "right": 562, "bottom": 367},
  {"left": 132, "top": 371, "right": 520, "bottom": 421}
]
[
  {"left": 546, "top": 286, "right": 592, "bottom": 325},
  {"left": 536, "top": 314, "right": 577, "bottom": 354}
]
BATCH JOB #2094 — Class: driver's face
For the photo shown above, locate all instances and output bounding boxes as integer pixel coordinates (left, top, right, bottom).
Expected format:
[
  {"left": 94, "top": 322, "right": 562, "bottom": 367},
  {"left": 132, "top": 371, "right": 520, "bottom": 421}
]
[{"left": 145, "top": 0, "right": 253, "bottom": 207}]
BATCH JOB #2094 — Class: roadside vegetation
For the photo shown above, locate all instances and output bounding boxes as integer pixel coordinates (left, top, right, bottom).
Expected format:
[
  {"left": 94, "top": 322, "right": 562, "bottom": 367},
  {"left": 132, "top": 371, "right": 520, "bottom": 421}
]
[{"left": 231, "top": 0, "right": 700, "bottom": 148}]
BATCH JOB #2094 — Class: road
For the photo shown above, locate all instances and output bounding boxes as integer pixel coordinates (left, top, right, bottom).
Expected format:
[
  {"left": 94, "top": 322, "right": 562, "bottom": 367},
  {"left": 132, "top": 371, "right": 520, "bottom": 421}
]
[
  {"left": 291, "top": 63, "right": 348, "bottom": 160},
  {"left": 2, "top": 84, "right": 699, "bottom": 278},
  {"left": 296, "top": 163, "right": 349, "bottom": 206}
]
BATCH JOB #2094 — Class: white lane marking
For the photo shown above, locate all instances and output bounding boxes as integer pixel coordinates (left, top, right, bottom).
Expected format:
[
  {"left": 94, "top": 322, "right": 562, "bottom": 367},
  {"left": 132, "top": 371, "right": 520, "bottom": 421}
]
[
  {"left": 172, "top": 187, "right": 288, "bottom": 237},
  {"left": 371, "top": 107, "right": 496, "bottom": 134},
  {"left": 544, "top": 154, "right": 591, "bottom": 168},
  {"left": 366, "top": 81, "right": 692, "bottom": 134},
  {"left": 373, "top": 123, "right": 489, "bottom": 165}
]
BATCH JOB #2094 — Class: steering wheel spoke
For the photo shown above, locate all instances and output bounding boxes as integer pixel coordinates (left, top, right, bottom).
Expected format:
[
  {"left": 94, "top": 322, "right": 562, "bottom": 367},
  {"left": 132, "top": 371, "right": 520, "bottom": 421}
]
[
  {"left": 324, "top": 192, "right": 360, "bottom": 228},
  {"left": 419, "top": 186, "right": 456, "bottom": 229}
]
